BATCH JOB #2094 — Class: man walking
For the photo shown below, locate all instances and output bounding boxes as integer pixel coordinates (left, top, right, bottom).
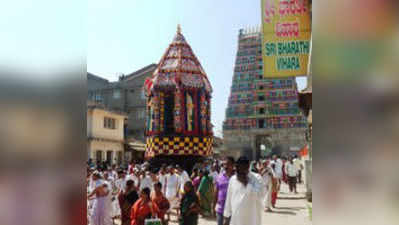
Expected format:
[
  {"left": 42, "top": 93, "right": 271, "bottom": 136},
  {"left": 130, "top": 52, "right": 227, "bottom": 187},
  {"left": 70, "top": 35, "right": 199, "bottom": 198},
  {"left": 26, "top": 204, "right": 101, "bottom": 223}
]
[
  {"left": 165, "top": 165, "right": 180, "bottom": 221},
  {"left": 223, "top": 156, "right": 267, "bottom": 225},
  {"left": 293, "top": 155, "right": 304, "bottom": 184},
  {"left": 214, "top": 157, "right": 235, "bottom": 225},
  {"left": 285, "top": 156, "right": 298, "bottom": 193}
]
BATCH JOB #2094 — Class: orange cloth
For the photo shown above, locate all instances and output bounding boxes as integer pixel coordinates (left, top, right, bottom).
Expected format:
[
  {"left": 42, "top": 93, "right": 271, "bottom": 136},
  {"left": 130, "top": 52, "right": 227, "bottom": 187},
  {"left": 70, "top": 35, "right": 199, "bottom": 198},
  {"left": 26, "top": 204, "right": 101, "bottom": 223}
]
[
  {"left": 130, "top": 198, "right": 160, "bottom": 225},
  {"left": 152, "top": 193, "right": 170, "bottom": 223}
]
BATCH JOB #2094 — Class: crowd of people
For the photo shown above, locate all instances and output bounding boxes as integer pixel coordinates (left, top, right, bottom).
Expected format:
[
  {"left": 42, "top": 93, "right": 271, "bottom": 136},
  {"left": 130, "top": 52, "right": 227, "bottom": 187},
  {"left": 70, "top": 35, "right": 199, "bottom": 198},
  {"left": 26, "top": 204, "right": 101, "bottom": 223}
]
[{"left": 87, "top": 154, "right": 304, "bottom": 225}]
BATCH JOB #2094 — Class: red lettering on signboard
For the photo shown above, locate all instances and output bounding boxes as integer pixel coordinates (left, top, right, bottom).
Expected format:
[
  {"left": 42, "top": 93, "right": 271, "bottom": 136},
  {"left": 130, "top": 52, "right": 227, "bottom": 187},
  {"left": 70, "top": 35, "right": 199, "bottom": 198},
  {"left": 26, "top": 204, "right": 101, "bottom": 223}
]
[
  {"left": 279, "top": 0, "right": 308, "bottom": 17},
  {"left": 275, "top": 21, "right": 299, "bottom": 37},
  {"left": 263, "top": 0, "right": 276, "bottom": 23}
]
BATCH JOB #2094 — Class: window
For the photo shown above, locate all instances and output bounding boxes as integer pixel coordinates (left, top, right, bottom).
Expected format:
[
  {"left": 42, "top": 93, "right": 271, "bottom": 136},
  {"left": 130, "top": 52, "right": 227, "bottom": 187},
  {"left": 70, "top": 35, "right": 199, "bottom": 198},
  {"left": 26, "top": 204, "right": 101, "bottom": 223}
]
[
  {"left": 106, "top": 151, "right": 113, "bottom": 163},
  {"left": 113, "top": 89, "right": 121, "bottom": 99},
  {"left": 259, "top": 85, "right": 264, "bottom": 90},
  {"left": 96, "top": 151, "right": 102, "bottom": 162},
  {"left": 259, "top": 108, "right": 265, "bottom": 114},
  {"left": 258, "top": 96, "right": 265, "bottom": 101},
  {"left": 89, "top": 92, "right": 94, "bottom": 101},
  {"left": 104, "top": 117, "right": 117, "bottom": 129},
  {"left": 117, "top": 151, "right": 123, "bottom": 165},
  {"left": 95, "top": 92, "right": 103, "bottom": 103}
]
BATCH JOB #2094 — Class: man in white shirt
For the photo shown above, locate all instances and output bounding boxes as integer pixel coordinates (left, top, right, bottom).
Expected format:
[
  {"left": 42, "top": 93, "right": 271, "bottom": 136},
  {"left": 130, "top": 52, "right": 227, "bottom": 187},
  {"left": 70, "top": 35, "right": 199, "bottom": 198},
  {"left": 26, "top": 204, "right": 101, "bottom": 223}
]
[
  {"left": 114, "top": 170, "right": 126, "bottom": 193},
  {"left": 158, "top": 166, "right": 167, "bottom": 194},
  {"left": 285, "top": 156, "right": 298, "bottom": 193},
  {"left": 176, "top": 165, "right": 190, "bottom": 194},
  {"left": 210, "top": 164, "right": 219, "bottom": 184},
  {"left": 110, "top": 165, "right": 118, "bottom": 180},
  {"left": 126, "top": 168, "right": 140, "bottom": 190},
  {"left": 139, "top": 170, "right": 153, "bottom": 191},
  {"left": 223, "top": 156, "right": 267, "bottom": 225},
  {"left": 271, "top": 155, "right": 283, "bottom": 192},
  {"left": 164, "top": 166, "right": 180, "bottom": 221},
  {"left": 272, "top": 155, "right": 283, "bottom": 179},
  {"left": 293, "top": 155, "right": 304, "bottom": 184}
]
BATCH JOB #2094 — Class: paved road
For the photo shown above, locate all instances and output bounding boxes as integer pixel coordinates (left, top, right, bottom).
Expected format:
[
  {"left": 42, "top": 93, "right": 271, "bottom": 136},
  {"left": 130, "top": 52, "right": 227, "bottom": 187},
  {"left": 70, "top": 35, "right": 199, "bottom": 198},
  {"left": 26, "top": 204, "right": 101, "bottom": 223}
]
[
  {"left": 169, "top": 183, "right": 311, "bottom": 225},
  {"left": 114, "top": 183, "right": 311, "bottom": 225}
]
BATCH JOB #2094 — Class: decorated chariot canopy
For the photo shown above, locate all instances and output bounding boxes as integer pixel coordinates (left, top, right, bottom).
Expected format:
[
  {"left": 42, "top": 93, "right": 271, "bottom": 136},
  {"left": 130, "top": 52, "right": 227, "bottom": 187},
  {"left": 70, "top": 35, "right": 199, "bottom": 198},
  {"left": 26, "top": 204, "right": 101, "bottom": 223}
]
[
  {"left": 144, "top": 25, "right": 212, "bottom": 94},
  {"left": 144, "top": 25, "right": 213, "bottom": 159}
]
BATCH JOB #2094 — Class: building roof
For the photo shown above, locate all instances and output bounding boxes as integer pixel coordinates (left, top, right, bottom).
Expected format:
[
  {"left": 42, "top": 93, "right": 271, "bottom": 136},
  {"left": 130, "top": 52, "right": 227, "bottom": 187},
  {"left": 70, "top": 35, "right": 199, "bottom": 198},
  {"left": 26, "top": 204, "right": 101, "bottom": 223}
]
[
  {"left": 144, "top": 25, "right": 212, "bottom": 94},
  {"left": 124, "top": 64, "right": 158, "bottom": 82},
  {"left": 87, "top": 72, "right": 109, "bottom": 83},
  {"left": 87, "top": 101, "right": 127, "bottom": 117}
]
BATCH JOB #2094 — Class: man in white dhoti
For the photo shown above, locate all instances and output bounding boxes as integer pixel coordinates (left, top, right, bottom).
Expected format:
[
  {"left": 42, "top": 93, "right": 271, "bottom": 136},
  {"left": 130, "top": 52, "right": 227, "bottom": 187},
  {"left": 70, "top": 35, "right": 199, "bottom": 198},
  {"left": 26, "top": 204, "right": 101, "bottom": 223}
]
[
  {"left": 88, "top": 172, "right": 113, "bottom": 225},
  {"left": 223, "top": 156, "right": 267, "bottom": 225},
  {"left": 158, "top": 166, "right": 167, "bottom": 194},
  {"left": 164, "top": 166, "right": 180, "bottom": 221}
]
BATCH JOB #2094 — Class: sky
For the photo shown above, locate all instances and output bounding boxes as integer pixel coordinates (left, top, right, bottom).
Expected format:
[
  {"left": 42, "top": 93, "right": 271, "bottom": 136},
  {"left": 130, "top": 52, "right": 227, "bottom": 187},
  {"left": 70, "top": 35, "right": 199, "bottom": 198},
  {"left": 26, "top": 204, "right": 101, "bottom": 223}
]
[
  {"left": 88, "top": 0, "right": 307, "bottom": 137},
  {"left": 0, "top": 0, "right": 85, "bottom": 79}
]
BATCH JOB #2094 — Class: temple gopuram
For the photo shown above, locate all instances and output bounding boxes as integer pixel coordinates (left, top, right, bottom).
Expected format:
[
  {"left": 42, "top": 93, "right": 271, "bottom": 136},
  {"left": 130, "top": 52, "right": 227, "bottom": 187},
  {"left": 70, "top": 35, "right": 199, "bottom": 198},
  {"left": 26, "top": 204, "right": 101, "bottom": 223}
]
[
  {"left": 144, "top": 26, "right": 213, "bottom": 170},
  {"left": 223, "top": 27, "right": 307, "bottom": 160}
]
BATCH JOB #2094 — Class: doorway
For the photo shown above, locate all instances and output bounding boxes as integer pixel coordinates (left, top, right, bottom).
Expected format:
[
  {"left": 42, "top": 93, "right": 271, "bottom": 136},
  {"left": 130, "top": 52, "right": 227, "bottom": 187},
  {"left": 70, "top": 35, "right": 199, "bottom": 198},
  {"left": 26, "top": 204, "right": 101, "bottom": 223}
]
[
  {"left": 164, "top": 93, "right": 175, "bottom": 134},
  {"left": 255, "top": 135, "right": 272, "bottom": 159}
]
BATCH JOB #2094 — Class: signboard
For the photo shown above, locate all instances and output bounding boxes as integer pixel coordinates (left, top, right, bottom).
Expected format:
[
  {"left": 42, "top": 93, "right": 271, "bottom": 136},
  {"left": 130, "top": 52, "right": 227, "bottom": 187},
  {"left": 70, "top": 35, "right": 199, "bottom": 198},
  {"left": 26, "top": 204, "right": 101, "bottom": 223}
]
[{"left": 261, "top": 0, "right": 311, "bottom": 77}]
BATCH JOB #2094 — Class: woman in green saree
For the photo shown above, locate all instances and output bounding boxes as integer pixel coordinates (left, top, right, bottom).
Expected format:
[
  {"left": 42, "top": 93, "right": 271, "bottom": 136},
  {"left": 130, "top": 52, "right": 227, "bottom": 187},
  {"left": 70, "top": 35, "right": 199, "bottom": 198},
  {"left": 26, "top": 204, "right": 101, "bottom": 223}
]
[
  {"left": 179, "top": 181, "right": 200, "bottom": 225},
  {"left": 197, "top": 170, "right": 214, "bottom": 217}
]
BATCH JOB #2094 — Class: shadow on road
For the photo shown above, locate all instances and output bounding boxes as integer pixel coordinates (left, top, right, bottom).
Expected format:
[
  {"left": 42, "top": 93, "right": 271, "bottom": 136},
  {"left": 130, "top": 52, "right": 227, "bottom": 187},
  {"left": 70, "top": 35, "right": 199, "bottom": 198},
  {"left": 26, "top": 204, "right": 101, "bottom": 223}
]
[
  {"left": 278, "top": 196, "right": 306, "bottom": 200},
  {"left": 274, "top": 206, "right": 306, "bottom": 211},
  {"left": 268, "top": 210, "right": 297, "bottom": 216}
]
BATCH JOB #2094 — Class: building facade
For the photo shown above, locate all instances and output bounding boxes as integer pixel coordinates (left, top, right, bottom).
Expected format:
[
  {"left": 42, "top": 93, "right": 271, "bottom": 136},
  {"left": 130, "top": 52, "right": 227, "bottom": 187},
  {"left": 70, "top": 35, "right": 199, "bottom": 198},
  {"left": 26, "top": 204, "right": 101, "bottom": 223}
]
[
  {"left": 87, "top": 101, "right": 127, "bottom": 165},
  {"left": 223, "top": 28, "right": 307, "bottom": 160},
  {"left": 87, "top": 64, "right": 157, "bottom": 142}
]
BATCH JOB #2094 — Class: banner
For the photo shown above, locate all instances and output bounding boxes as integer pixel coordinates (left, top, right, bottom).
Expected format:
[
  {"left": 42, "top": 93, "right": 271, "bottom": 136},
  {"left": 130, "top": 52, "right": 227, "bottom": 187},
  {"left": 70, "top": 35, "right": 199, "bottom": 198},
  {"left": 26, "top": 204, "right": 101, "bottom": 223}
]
[{"left": 261, "top": 0, "right": 311, "bottom": 77}]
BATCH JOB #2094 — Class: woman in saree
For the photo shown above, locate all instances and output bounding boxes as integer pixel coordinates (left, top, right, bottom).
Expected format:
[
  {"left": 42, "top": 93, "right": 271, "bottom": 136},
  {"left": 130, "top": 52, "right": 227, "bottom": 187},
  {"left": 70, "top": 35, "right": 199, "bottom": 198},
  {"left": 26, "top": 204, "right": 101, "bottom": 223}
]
[
  {"left": 192, "top": 170, "right": 203, "bottom": 192},
  {"left": 179, "top": 181, "right": 200, "bottom": 225},
  {"left": 197, "top": 170, "right": 214, "bottom": 217},
  {"left": 118, "top": 180, "right": 139, "bottom": 225},
  {"left": 130, "top": 187, "right": 160, "bottom": 225},
  {"left": 152, "top": 182, "right": 170, "bottom": 225}
]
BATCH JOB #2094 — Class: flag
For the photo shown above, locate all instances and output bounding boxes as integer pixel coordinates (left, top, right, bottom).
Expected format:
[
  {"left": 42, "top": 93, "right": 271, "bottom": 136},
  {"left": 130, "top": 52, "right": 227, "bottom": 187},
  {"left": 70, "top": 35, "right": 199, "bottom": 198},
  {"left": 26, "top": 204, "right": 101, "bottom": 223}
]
[{"left": 299, "top": 144, "right": 308, "bottom": 157}]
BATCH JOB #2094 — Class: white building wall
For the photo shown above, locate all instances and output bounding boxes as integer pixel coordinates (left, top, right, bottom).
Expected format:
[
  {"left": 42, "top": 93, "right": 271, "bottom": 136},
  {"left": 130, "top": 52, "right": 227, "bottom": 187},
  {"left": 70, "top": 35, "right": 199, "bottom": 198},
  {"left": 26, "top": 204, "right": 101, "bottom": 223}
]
[{"left": 87, "top": 106, "right": 126, "bottom": 165}]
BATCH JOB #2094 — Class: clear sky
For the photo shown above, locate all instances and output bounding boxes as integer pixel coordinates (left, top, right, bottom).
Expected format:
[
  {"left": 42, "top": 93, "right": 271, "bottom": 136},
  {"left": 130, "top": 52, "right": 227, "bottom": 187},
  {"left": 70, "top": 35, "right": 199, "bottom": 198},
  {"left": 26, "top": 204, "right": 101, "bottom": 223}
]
[{"left": 88, "top": 0, "right": 307, "bottom": 137}]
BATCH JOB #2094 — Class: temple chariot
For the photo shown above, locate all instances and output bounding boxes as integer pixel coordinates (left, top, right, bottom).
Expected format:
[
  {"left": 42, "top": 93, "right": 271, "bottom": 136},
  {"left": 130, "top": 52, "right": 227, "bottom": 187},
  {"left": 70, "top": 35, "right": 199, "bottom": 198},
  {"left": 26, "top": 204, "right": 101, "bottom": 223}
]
[{"left": 144, "top": 26, "right": 213, "bottom": 171}]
